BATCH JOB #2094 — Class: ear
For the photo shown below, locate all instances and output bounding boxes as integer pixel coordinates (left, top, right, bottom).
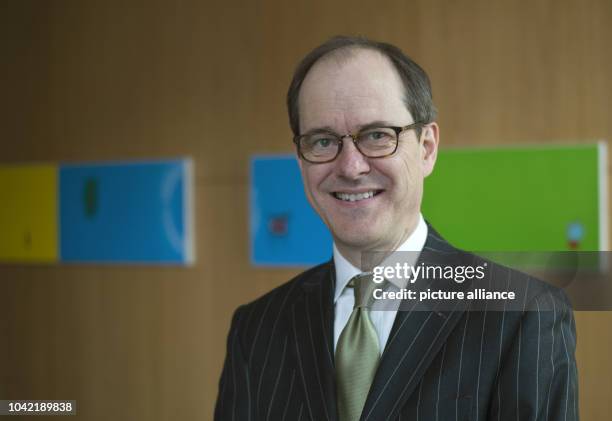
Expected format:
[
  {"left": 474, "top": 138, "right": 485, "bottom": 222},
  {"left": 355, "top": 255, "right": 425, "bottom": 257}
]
[
  {"left": 296, "top": 150, "right": 304, "bottom": 172},
  {"left": 420, "top": 122, "right": 439, "bottom": 177}
]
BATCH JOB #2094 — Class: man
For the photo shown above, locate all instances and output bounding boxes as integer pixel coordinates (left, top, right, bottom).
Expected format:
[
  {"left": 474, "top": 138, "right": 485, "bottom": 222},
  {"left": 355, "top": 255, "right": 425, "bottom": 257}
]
[{"left": 215, "top": 36, "right": 578, "bottom": 420}]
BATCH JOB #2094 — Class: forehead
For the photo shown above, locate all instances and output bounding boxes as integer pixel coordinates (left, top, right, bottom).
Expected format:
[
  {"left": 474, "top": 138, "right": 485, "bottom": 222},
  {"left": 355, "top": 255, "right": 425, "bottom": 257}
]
[{"left": 298, "top": 48, "right": 410, "bottom": 133}]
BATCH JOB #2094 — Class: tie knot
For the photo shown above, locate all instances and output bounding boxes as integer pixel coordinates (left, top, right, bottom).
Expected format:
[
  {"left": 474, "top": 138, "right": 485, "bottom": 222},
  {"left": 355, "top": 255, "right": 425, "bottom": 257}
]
[{"left": 348, "top": 273, "right": 378, "bottom": 309}]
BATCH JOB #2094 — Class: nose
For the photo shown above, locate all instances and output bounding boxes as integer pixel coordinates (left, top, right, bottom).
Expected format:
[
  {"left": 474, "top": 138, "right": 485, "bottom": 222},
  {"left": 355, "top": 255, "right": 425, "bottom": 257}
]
[{"left": 334, "top": 137, "right": 371, "bottom": 180}]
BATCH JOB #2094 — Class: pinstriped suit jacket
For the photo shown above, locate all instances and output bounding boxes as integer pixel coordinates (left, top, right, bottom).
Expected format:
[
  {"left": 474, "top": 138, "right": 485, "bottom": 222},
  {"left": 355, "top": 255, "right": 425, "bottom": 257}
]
[{"left": 215, "top": 227, "right": 578, "bottom": 420}]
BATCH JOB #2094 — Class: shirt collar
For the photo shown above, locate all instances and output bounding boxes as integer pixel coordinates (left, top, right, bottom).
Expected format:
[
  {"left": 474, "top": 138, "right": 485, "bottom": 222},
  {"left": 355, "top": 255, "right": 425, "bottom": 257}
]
[{"left": 333, "top": 213, "right": 428, "bottom": 303}]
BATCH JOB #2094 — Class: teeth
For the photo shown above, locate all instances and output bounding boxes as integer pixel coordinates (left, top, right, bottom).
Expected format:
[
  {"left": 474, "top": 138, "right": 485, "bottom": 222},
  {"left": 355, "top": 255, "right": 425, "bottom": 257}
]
[{"left": 335, "top": 191, "right": 376, "bottom": 202}]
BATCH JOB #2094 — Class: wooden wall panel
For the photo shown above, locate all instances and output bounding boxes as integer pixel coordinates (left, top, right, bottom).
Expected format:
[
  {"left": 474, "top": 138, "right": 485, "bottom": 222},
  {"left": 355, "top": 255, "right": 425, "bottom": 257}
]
[{"left": 0, "top": 0, "right": 610, "bottom": 419}]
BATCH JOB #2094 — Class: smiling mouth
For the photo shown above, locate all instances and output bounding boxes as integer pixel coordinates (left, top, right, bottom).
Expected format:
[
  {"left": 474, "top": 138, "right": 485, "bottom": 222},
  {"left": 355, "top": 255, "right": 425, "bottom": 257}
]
[{"left": 332, "top": 190, "right": 384, "bottom": 202}]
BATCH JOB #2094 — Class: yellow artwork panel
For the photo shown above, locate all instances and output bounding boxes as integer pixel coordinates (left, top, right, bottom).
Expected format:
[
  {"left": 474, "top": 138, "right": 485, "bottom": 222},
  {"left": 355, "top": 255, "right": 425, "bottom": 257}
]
[{"left": 0, "top": 164, "right": 58, "bottom": 262}]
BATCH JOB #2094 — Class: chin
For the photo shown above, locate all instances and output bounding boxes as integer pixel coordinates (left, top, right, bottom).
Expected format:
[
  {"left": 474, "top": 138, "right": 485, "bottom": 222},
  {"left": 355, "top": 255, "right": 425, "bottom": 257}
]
[{"left": 334, "top": 229, "right": 381, "bottom": 250}]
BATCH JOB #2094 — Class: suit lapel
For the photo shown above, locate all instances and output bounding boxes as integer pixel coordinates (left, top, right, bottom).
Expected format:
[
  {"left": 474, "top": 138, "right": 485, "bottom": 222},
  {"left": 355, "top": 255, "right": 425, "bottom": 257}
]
[
  {"left": 290, "top": 262, "right": 339, "bottom": 421},
  {"left": 360, "top": 226, "right": 469, "bottom": 420}
]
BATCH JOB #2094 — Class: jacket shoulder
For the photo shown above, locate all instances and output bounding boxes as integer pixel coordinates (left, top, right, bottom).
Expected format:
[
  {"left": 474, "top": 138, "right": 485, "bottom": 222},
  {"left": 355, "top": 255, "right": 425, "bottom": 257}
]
[
  {"left": 464, "top": 250, "right": 573, "bottom": 311},
  {"left": 244, "top": 260, "right": 331, "bottom": 309},
  {"left": 229, "top": 261, "right": 332, "bottom": 347}
]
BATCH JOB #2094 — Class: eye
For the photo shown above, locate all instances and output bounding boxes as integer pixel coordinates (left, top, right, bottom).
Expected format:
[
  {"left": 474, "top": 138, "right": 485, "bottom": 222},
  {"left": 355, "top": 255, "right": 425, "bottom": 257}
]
[
  {"left": 308, "top": 134, "right": 336, "bottom": 149},
  {"left": 365, "top": 131, "right": 390, "bottom": 141},
  {"left": 316, "top": 138, "right": 333, "bottom": 148}
]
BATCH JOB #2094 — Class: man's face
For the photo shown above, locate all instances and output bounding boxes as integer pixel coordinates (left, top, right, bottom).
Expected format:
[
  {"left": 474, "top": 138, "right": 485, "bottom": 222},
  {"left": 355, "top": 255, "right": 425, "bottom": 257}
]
[{"left": 297, "top": 49, "right": 439, "bottom": 255}]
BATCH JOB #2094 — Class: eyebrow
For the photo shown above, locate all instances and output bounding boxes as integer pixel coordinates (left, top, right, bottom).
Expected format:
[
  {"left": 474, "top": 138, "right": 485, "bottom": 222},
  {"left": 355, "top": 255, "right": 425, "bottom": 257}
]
[{"left": 302, "top": 120, "right": 397, "bottom": 136}]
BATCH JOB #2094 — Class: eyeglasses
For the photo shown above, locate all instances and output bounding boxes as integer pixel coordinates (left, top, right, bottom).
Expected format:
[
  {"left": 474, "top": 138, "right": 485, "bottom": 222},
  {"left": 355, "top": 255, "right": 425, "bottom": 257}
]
[{"left": 293, "top": 122, "right": 423, "bottom": 164}]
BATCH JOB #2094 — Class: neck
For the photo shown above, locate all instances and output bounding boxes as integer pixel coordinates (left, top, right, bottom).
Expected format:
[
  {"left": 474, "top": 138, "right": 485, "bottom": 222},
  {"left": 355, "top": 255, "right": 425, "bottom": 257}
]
[{"left": 335, "top": 216, "right": 420, "bottom": 271}]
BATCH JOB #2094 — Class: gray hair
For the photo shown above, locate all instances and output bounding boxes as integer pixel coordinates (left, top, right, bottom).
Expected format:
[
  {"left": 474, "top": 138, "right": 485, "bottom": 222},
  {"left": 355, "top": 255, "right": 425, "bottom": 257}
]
[{"left": 286, "top": 35, "right": 437, "bottom": 137}]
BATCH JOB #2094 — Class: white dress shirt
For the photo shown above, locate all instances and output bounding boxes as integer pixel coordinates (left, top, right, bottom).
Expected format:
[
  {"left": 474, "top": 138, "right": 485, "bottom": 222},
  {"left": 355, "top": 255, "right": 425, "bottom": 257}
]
[{"left": 333, "top": 213, "right": 428, "bottom": 355}]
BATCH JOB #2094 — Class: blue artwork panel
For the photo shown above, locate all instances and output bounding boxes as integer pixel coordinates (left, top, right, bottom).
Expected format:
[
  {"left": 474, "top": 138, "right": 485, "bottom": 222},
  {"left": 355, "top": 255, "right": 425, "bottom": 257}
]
[
  {"left": 60, "top": 159, "right": 194, "bottom": 264},
  {"left": 250, "top": 155, "right": 332, "bottom": 266}
]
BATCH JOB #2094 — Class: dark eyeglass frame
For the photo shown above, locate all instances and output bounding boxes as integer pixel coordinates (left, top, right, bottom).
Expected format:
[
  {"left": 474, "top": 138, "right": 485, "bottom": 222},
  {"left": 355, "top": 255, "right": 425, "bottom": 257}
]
[{"left": 293, "top": 122, "right": 424, "bottom": 164}]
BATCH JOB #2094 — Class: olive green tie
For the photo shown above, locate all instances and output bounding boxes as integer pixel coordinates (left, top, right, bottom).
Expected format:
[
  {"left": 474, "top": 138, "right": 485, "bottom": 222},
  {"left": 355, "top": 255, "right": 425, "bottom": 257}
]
[{"left": 336, "top": 273, "right": 380, "bottom": 421}]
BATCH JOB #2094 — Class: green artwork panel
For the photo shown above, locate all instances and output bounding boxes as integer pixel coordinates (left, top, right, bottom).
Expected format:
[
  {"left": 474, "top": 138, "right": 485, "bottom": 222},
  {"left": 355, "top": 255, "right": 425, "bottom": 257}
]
[{"left": 422, "top": 144, "right": 605, "bottom": 252}]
